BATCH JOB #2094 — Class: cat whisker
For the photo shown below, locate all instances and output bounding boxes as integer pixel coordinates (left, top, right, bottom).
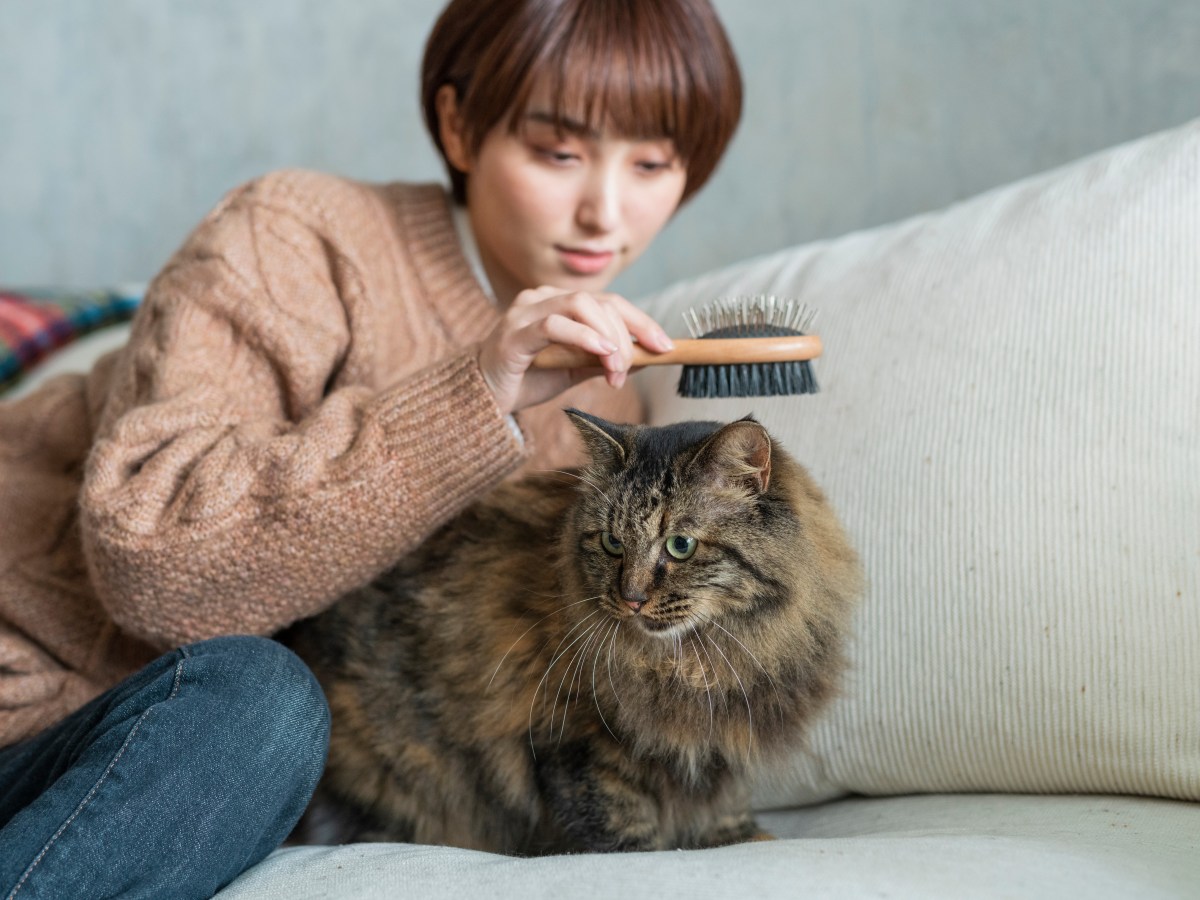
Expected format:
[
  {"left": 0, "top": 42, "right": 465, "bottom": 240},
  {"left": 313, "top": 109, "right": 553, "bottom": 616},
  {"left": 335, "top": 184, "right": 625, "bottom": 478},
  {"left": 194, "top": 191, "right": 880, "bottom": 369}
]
[
  {"left": 531, "top": 468, "right": 614, "bottom": 506},
  {"left": 705, "top": 634, "right": 754, "bottom": 759},
  {"left": 592, "top": 622, "right": 622, "bottom": 744},
  {"left": 573, "top": 622, "right": 606, "bottom": 712},
  {"left": 606, "top": 623, "right": 625, "bottom": 712},
  {"left": 537, "top": 609, "right": 608, "bottom": 702},
  {"left": 550, "top": 626, "right": 584, "bottom": 740},
  {"left": 694, "top": 632, "right": 729, "bottom": 713},
  {"left": 530, "top": 611, "right": 603, "bottom": 755},
  {"left": 557, "top": 622, "right": 604, "bottom": 744},
  {"left": 689, "top": 634, "right": 715, "bottom": 740},
  {"left": 577, "top": 623, "right": 609, "bottom": 719},
  {"left": 549, "top": 629, "right": 583, "bottom": 738},
  {"left": 539, "top": 605, "right": 605, "bottom": 685},
  {"left": 518, "top": 587, "right": 589, "bottom": 601},
  {"left": 487, "top": 596, "right": 597, "bottom": 690},
  {"left": 691, "top": 612, "right": 785, "bottom": 726},
  {"left": 706, "top": 618, "right": 787, "bottom": 726}
]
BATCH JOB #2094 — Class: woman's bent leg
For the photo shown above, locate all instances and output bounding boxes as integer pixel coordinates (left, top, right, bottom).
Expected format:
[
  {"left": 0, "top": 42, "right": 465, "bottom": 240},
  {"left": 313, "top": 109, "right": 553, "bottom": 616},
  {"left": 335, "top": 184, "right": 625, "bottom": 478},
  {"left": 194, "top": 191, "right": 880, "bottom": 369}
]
[{"left": 0, "top": 635, "right": 330, "bottom": 900}]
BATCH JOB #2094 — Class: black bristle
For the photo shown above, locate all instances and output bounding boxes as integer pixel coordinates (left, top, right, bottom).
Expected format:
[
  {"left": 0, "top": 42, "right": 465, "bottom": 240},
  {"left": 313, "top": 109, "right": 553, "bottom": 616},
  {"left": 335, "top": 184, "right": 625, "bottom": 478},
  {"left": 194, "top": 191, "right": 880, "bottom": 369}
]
[{"left": 677, "top": 319, "right": 820, "bottom": 399}]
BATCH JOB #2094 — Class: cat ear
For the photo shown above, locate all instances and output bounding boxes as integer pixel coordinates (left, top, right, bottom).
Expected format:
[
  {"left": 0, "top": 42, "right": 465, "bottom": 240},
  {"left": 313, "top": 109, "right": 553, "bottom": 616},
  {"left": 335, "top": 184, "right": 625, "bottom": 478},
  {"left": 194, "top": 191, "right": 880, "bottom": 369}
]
[
  {"left": 564, "top": 408, "right": 628, "bottom": 470},
  {"left": 688, "top": 418, "right": 773, "bottom": 494}
]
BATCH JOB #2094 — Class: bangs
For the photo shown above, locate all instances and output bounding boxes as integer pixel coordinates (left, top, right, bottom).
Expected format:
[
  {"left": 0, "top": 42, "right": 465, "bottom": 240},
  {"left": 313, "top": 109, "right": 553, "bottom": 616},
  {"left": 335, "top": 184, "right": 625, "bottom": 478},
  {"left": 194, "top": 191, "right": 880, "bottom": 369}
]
[
  {"left": 451, "top": 0, "right": 742, "bottom": 204},
  {"left": 509, "top": 5, "right": 695, "bottom": 149}
]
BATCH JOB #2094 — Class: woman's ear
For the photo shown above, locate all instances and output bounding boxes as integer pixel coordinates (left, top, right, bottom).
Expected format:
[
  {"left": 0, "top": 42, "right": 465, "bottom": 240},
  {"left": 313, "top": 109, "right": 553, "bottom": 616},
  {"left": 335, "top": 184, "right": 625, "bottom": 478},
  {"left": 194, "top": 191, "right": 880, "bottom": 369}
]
[{"left": 435, "top": 84, "right": 471, "bottom": 174}]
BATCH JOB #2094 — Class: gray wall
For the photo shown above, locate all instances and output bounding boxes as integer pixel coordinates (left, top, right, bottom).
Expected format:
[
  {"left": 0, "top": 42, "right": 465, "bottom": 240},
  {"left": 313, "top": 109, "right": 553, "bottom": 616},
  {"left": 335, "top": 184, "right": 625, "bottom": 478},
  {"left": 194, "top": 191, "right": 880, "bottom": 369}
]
[{"left": 2, "top": 0, "right": 1199, "bottom": 298}]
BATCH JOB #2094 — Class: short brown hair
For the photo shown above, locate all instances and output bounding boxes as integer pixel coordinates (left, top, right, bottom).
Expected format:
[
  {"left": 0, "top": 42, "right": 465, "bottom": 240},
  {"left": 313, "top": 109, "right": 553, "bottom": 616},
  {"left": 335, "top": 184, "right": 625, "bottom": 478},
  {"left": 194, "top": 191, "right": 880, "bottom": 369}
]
[{"left": 421, "top": 0, "right": 742, "bottom": 206}]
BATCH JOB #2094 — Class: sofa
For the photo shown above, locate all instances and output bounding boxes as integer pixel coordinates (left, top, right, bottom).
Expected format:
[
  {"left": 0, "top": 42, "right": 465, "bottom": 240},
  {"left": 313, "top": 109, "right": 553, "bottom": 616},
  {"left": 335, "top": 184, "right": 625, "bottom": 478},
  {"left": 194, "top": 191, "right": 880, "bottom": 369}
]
[{"left": 5, "top": 119, "right": 1197, "bottom": 899}]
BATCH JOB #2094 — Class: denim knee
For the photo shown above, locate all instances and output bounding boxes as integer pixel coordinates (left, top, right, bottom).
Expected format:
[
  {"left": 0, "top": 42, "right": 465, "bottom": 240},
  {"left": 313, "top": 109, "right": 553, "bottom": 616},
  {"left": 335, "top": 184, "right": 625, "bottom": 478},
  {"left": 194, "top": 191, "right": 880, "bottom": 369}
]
[
  {"left": 180, "top": 635, "right": 331, "bottom": 800},
  {"left": 0, "top": 635, "right": 330, "bottom": 900}
]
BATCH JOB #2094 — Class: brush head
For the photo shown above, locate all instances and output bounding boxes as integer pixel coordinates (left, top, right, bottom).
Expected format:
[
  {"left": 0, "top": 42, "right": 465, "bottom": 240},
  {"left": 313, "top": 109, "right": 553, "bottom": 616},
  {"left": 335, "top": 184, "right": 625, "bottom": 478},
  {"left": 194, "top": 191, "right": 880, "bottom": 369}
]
[{"left": 677, "top": 297, "right": 820, "bottom": 399}]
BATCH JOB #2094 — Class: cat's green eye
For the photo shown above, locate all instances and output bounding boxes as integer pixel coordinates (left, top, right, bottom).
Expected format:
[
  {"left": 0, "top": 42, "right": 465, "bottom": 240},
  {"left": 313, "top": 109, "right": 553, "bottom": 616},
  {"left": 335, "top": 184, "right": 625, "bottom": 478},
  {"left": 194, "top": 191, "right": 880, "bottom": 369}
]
[
  {"left": 600, "top": 532, "right": 624, "bottom": 556},
  {"left": 665, "top": 534, "right": 698, "bottom": 560}
]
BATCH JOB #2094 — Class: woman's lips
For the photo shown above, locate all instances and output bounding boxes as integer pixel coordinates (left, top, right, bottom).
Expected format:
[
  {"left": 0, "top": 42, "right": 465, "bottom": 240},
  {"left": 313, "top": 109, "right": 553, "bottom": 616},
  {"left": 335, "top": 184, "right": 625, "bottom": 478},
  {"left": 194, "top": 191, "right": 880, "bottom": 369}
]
[{"left": 556, "top": 246, "right": 615, "bottom": 275}]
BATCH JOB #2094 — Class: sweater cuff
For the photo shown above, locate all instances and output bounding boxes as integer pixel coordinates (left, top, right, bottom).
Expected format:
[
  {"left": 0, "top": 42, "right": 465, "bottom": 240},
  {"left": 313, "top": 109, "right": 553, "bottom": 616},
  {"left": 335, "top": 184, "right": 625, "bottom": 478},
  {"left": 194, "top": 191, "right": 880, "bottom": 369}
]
[{"left": 378, "top": 350, "right": 526, "bottom": 512}]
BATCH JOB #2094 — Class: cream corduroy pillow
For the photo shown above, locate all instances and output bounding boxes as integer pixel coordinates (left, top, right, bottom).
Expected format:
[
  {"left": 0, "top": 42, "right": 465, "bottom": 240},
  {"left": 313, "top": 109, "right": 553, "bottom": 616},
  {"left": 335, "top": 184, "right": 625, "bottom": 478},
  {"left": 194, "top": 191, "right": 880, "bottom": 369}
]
[{"left": 637, "top": 118, "right": 1200, "bottom": 807}]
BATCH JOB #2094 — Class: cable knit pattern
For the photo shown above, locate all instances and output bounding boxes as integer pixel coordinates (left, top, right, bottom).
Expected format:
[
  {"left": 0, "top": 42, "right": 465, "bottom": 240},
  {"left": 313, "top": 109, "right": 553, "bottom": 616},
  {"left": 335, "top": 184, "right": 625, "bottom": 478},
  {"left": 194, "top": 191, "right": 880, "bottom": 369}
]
[{"left": 0, "top": 171, "right": 643, "bottom": 747}]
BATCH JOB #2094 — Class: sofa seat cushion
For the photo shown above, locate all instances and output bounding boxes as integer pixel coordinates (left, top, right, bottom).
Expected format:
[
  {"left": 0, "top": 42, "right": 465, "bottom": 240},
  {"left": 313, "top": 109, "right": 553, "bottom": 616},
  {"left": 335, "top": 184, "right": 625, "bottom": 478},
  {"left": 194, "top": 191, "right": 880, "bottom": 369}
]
[{"left": 214, "top": 795, "right": 1200, "bottom": 900}]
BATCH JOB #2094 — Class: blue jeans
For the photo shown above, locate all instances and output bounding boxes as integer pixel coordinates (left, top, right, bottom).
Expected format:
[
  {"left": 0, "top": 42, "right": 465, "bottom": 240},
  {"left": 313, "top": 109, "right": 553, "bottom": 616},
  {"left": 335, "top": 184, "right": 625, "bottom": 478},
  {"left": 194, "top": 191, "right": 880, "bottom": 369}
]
[{"left": 0, "top": 635, "right": 330, "bottom": 899}]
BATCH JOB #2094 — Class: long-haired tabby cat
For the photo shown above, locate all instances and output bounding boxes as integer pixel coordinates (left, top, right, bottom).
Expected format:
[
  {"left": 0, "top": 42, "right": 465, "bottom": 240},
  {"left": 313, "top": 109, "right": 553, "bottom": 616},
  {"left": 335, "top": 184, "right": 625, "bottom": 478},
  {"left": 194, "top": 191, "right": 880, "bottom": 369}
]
[{"left": 282, "top": 409, "right": 862, "bottom": 855}]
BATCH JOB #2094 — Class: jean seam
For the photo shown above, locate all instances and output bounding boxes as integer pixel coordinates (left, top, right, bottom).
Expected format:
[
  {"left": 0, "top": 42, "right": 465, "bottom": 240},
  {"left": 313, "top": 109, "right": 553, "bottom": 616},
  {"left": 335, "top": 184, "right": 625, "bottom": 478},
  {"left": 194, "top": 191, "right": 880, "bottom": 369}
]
[{"left": 6, "top": 654, "right": 188, "bottom": 900}]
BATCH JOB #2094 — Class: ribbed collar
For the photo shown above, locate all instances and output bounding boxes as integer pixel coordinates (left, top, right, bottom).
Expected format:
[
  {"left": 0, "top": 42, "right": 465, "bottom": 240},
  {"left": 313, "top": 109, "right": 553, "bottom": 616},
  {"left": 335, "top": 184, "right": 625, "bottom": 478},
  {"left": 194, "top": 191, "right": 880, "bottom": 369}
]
[
  {"left": 450, "top": 201, "right": 497, "bottom": 304},
  {"left": 387, "top": 182, "right": 499, "bottom": 348}
]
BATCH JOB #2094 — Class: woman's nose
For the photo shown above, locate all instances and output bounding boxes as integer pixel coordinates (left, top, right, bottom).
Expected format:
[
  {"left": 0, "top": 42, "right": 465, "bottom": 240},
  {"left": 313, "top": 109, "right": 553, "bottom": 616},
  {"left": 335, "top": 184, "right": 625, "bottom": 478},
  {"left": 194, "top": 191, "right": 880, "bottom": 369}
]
[{"left": 576, "top": 167, "right": 620, "bottom": 234}]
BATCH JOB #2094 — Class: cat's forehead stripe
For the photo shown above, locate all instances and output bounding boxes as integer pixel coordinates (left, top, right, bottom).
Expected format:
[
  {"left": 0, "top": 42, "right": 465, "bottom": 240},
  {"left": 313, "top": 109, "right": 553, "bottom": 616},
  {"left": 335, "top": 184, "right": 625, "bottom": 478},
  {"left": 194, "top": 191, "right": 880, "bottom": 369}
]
[{"left": 624, "top": 420, "right": 723, "bottom": 481}]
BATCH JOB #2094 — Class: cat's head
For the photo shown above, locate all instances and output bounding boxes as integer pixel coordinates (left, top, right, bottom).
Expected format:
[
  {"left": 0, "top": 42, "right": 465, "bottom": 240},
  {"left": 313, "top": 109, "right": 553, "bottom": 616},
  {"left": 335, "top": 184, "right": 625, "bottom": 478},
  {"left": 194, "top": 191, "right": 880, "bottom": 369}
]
[{"left": 562, "top": 408, "right": 816, "bottom": 641}]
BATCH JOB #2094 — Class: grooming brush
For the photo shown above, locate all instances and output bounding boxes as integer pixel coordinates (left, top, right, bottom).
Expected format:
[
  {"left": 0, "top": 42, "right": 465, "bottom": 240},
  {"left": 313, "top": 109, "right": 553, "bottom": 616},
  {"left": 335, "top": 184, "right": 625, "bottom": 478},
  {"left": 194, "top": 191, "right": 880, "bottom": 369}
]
[{"left": 531, "top": 295, "right": 822, "bottom": 398}]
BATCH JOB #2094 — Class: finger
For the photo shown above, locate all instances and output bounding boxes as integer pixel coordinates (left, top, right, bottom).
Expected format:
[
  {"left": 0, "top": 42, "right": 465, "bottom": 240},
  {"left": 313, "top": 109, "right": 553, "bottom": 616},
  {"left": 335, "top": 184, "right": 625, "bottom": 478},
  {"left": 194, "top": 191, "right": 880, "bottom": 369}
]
[
  {"left": 500, "top": 288, "right": 579, "bottom": 341},
  {"left": 599, "top": 293, "right": 674, "bottom": 353},
  {"left": 545, "top": 293, "right": 632, "bottom": 387},
  {"left": 603, "top": 301, "right": 634, "bottom": 365},
  {"left": 512, "top": 285, "right": 564, "bottom": 308},
  {"left": 572, "top": 296, "right": 631, "bottom": 386},
  {"left": 600, "top": 302, "right": 633, "bottom": 387},
  {"left": 509, "top": 292, "right": 630, "bottom": 389},
  {"left": 542, "top": 293, "right": 627, "bottom": 373},
  {"left": 522, "top": 313, "right": 626, "bottom": 389},
  {"left": 520, "top": 313, "right": 618, "bottom": 363}
]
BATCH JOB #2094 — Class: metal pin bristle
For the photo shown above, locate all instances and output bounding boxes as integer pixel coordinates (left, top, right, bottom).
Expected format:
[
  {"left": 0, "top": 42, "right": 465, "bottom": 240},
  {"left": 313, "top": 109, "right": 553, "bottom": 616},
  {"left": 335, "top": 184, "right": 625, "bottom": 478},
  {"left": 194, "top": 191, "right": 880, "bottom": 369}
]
[
  {"left": 678, "top": 295, "right": 820, "bottom": 399},
  {"left": 683, "top": 295, "right": 817, "bottom": 339}
]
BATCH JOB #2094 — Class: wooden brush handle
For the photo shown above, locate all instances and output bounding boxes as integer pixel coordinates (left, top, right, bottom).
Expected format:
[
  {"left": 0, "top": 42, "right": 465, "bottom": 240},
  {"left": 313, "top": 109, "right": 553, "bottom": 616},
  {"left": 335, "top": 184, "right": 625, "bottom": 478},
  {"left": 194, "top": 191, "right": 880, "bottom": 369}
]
[{"left": 531, "top": 335, "right": 823, "bottom": 370}]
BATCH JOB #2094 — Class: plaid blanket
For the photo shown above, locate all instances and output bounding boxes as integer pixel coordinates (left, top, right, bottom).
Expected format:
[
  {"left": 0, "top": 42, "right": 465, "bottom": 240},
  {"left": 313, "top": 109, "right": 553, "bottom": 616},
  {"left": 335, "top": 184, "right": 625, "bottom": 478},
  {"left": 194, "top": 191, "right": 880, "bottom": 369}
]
[{"left": 0, "top": 288, "right": 141, "bottom": 391}]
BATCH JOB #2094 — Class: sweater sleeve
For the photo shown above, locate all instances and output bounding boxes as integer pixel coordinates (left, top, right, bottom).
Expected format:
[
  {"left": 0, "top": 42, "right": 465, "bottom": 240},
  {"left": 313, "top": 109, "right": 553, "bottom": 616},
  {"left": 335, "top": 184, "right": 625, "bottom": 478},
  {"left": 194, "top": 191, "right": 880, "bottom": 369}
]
[{"left": 80, "top": 175, "right": 526, "bottom": 650}]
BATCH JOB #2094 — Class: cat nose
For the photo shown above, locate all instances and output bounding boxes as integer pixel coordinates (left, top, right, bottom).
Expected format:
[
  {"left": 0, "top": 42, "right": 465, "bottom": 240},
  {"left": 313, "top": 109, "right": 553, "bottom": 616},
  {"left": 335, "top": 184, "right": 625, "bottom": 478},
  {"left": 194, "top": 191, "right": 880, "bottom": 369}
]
[{"left": 622, "top": 585, "right": 647, "bottom": 613}]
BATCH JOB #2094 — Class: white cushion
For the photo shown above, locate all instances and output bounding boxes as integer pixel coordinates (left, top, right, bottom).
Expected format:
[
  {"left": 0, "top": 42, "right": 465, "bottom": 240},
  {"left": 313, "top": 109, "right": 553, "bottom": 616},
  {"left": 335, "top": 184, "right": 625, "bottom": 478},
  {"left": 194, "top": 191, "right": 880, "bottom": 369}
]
[
  {"left": 637, "top": 118, "right": 1200, "bottom": 806},
  {"left": 216, "top": 795, "right": 1200, "bottom": 899}
]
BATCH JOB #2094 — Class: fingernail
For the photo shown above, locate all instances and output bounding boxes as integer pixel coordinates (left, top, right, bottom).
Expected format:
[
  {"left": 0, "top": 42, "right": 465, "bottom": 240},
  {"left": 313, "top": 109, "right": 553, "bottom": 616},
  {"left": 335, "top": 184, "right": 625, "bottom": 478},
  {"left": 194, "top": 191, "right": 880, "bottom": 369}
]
[
  {"left": 600, "top": 340, "right": 619, "bottom": 354},
  {"left": 658, "top": 330, "right": 674, "bottom": 350}
]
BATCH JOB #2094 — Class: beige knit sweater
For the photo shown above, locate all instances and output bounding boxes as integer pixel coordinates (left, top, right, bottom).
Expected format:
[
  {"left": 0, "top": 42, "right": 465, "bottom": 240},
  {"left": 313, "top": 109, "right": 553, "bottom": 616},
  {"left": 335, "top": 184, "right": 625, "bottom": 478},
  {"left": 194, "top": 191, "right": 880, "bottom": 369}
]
[{"left": 0, "top": 170, "right": 642, "bottom": 748}]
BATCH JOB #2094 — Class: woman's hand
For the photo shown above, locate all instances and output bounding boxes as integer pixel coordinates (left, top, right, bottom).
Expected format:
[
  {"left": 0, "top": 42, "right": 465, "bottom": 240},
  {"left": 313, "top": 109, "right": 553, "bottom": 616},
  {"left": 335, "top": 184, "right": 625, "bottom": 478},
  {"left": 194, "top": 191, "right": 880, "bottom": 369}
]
[{"left": 477, "top": 286, "right": 674, "bottom": 416}]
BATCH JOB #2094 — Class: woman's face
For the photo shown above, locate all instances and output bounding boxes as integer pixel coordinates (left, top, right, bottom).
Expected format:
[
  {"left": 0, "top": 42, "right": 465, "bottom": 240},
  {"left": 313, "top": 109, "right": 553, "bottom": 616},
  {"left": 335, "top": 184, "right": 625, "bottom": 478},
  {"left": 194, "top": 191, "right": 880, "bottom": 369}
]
[{"left": 438, "top": 85, "right": 688, "bottom": 305}]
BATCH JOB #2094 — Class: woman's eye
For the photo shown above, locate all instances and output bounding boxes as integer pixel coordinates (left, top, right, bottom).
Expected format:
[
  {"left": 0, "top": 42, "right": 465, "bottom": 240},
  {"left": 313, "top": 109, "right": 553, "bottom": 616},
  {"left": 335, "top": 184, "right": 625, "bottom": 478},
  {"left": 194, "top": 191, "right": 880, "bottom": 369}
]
[
  {"left": 537, "top": 147, "right": 579, "bottom": 164},
  {"left": 635, "top": 160, "right": 670, "bottom": 173},
  {"left": 665, "top": 535, "right": 698, "bottom": 560},
  {"left": 600, "top": 532, "right": 624, "bottom": 556}
]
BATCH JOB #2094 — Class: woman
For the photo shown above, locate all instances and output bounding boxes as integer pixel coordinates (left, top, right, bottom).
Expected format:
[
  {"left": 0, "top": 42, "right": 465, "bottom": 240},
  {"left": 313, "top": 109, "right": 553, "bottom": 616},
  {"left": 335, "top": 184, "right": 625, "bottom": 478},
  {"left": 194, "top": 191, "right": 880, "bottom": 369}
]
[{"left": 0, "top": 0, "right": 742, "bottom": 895}]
